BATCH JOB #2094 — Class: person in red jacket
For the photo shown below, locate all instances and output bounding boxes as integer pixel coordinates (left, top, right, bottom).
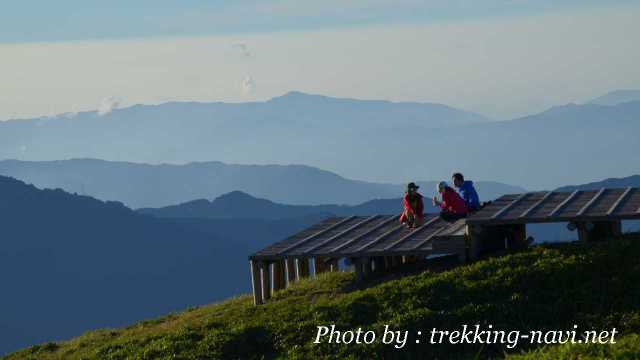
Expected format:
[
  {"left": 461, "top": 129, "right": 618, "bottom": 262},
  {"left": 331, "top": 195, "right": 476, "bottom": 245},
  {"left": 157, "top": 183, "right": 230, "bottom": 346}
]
[
  {"left": 399, "top": 182, "right": 424, "bottom": 228},
  {"left": 432, "top": 181, "right": 468, "bottom": 222}
]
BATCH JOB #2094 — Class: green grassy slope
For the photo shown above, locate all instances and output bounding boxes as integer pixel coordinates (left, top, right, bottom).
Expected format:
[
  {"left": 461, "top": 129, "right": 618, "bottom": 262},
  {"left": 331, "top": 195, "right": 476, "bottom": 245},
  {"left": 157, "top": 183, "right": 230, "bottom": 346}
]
[{"left": 5, "top": 234, "right": 640, "bottom": 360}]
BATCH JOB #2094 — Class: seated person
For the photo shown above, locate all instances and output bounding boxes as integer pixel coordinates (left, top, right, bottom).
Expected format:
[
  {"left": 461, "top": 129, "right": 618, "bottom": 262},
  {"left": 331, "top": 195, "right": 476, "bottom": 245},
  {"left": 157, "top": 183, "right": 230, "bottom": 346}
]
[
  {"left": 452, "top": 172, "right": 480, "bottom": 212},
  {"left": 399, "top": 182, "right": 424, "bottom": 228},
  {"left": 433, "top": 181, "right": 468, "bottom": 222}
]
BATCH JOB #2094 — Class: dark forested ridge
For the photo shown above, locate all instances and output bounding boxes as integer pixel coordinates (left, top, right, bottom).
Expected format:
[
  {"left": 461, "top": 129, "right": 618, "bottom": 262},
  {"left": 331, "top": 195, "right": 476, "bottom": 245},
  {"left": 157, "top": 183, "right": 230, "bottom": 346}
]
[{"left": 0, "top": 175, "right": 322, "bottom": 355}]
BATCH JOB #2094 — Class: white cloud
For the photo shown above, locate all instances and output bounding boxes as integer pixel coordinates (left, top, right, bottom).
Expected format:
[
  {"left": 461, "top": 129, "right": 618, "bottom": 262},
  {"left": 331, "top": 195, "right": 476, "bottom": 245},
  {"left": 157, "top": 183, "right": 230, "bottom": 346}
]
[
  {"left": 232, "top": 42, "right": 252, "bottom": 57},
  {"left": 241, "top": 76, "right": 256, "bottom": 96},
  {"left": 0, "top": 4, "right": 638, "bottom": 120},
  {"left": 97, "top": 97, "right": 122, "bottom": 116}
]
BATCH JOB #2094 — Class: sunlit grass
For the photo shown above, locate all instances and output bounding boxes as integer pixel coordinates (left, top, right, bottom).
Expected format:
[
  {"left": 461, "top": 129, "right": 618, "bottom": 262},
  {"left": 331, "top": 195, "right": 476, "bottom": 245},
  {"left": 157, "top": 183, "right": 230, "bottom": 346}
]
[{"left": 5, "top": 234, "right": 640, "bottom": 359}]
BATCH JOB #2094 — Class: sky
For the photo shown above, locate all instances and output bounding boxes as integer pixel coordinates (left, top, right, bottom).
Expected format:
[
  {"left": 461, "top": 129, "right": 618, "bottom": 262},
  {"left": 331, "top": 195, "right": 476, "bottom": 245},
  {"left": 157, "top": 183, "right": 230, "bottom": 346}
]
[{"left": 1, "top": 0, "right": 639, "bottom": 120}]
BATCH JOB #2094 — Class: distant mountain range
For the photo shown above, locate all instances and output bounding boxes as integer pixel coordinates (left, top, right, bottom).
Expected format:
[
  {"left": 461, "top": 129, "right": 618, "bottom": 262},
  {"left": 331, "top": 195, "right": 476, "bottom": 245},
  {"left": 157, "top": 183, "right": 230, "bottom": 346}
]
[
  {"left": 0, "top": 159, "right": 525, "bottom": 208},
  {"left": 557, "top": 174, "right": 640, "bottom": 192},
  {"left": 138, "top": 179, "right": 640, "bottom": 245},
  {"left": 1, "top": 91, "right": 639, "bottom": 189},
  {"left": 0, "top": 175, "right": 324, "bottom": 355},
  {"left": 138, "top": 190, "right": 417, "bottom": 219},
  {"left": 588, "top": 89, "right": 640, "bottom": 106}
]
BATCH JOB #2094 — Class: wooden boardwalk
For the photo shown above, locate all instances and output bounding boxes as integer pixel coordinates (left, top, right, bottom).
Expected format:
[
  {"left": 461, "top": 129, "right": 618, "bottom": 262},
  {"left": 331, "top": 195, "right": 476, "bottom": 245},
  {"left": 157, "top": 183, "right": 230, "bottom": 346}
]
[{"left": 249, "top": 187, "right": 640, "bottom": 305}]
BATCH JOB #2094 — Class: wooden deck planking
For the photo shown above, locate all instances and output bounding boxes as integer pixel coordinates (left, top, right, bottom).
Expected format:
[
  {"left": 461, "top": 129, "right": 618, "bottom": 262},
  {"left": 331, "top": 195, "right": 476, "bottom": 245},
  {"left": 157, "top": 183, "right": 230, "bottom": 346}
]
[
  {"left": 619, "top": 189, "right": 640, "bottom": 214},
  {"left": 519, "top": 191, "right": 554, "bottom": 218},
  {"left": 251, "top": 187, "right": 640, "bottom": 261},
  {"left": 495, "top": 194, "right": 545, "bottom": 220},
  {"left": 309, "top": 215, "right": 394, "bottom": 255},
  {"left": 491, "top": 193, "right": 530, "bottom": 219},
  {"left": 384, "top": 221, "right": 451, "bottom": 252},
  {"left": 559, "top": 190, "right": 598, "bottom": 217},
  {"left": 471, "top": 194, "right": 521, "bottom": 219},
  {"left": 380, "top": 216, "right": 442, "bottom": 251},
  {"left": 526, "top": 192, "right": 567, "bottom": 218},
  {"left": 583, "top": 188, "right": 623, "bottom": 215},
  {"left": 576, "top": 188, "right": 607, "bottom": 216},
  {"left": 548, "top": 190, "right": 583, "bottom": 217},
  {"left": 369, "top": 223, "right": 435, "bottom": 252},
  {"left": 334, "top": 218, "right": 404, "bottom": 254},
  {"left": 251, "top": 218, "right": 339, "bottom": 257},
  {"left": 281, "top": 216, "right": 362, "bottom": 255},
  {"left": 289, "top": 216, "right": 367, "bottom": 255},
  {"left": 301, "top": 215, "right": 380, "bottom": 255},
  {"left": 436, "top": 219, "right": 468, "bottom": 237},
  {"left": 410, "top": 226, "right": 450, "bottom": 250},
  {"left": 607, "top": 187, "right": 634, "bottom": 215},
  {"left": 353, "top": 224, "right": 406, "bottom": 253}
]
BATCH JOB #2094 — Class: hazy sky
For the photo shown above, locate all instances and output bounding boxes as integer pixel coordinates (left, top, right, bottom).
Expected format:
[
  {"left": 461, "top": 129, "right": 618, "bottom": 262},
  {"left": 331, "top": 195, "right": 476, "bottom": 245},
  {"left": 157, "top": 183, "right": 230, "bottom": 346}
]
[{"left": 1, "top": 1, "right": 639, "bottom": 120}]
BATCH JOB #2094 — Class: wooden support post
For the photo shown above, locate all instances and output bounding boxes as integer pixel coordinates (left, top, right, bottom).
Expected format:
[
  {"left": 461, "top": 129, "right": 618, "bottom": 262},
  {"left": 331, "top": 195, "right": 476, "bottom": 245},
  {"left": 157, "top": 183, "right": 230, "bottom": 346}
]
[
  {"left": 577, "top": 221, "right": 622, "bottom": 242},
  {"left": 465, "top": 225, "right": 480, "bottom": 262},
  {"left": 354, "top": 258, "right": 364, "bottom": 281},
  {"left": 595, "top": 221, "right": 622, "bottom": 241},
  {"left": 285, "top": 258, "right": 296, "bottom": 286},
  {"left": 328, "top": 258, "right": 339, "bottom": 272},
  {"left": 250, "top": 260, "right": 263, "bottom": 305},
  {"left": 271, "top": 260, "right": 285, "bottom": 294},
  {"left": 260, "top": 262, "right": 271, "bottom": 301},
  {"left": 362, "top": 257, "right": 372, "bottom": 277},
  {"left": 403, "top": 255, "right": 418, "bottom": 264},
  {"left": 612, "top": 220, "right": 622, "bottom": 236},
  {"left": 314, "top": 257, "right": 327, "bottom": 275},
  {"left": 506, "top": 224, "right": 527, "bottom": 250},
  {"left": 391, "top": 256, "right": 401, "bottom": 268},
  {"left": 577, "top": 223, "right": 591, "bottom": 242},
  {"left": 373, "top": 256, "right": 385, "bottom": 273},
  {"left": 296, "top": 258, "right": 310, "bottom": 279}
]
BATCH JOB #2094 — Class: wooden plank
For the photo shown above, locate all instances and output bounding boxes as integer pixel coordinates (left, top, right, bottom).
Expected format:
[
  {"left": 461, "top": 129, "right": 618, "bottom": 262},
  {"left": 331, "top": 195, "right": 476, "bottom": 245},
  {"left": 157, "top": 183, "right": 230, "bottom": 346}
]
[
  {"left": 373, "top": 257, "right": 386, "bottom": 272},
  {"left": 250, "top": 260, "right": 263, "bottom": 305},
  {"left": 285, "top": 258, "right": 296, "bottom": 285},
  {"left": 362, "top": 257, "right": 371, "bottom": 277},
  {"left": 382, "top": 216, "right": 440, "bottom": 251},
  {"left": 329, "top": 258, "right": 339, "bottom": 272},
  {"left": 520, "top": 191, "right": 554, "bottom": 218},
  {"left": 607, "top": 187, "right": 633, "bottom": 215},
  {"left": 260, "top": 262, "right": 271, "bottom": 301},
  {"left": 278, "top": 216, "right": 357, "bottom": 254},
  {"left": 314, "top": 257, "right": 328, "bottom": 275},
  {"left": 303, "top": 215, "right": 379, "bottom": 254},
  {"left": 354, "top": 258, "right": 364, "bottom": 281},
  {"left": 410, "top": 226, "right": 447, "bottom": 250},
  {"left": 355, "top": 224, "right": 405, "bottom": 252},
  {"left": 439, "top": 220, "right": 468, "bottom": 237},
  {"left": 391, "top": 256, "right": 401, "bottom": 267},
  {"left": 330, "top": 216, "right": 398, "bottom": 252},
  {"left": 577, "top": 188, "right": 606, "bottom": 216},
  {"left": 548, "top": 190, "right": 580, "bottom": 217},
  {"left": 271, "top": 260, "right": 285, "bottom": 293},
  {"left": 296, "top": 258, "right": 310, "bottom": 279},
  {"left": 492, "top": 193, "right": 529, "bottom": 219}
]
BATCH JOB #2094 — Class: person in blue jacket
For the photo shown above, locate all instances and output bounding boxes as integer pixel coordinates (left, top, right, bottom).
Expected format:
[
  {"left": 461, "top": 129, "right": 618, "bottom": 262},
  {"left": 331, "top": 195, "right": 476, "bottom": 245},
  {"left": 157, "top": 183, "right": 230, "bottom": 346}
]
[{"left": 452, "top": 172, "right": 481, "bottom": 212}]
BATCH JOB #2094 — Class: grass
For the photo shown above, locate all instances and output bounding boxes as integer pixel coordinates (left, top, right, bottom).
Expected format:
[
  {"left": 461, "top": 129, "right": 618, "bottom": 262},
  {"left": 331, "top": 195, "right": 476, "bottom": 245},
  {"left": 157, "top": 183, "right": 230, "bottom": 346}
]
[{"left": 4, "top": 234, "right": 640, "bottom": 359}]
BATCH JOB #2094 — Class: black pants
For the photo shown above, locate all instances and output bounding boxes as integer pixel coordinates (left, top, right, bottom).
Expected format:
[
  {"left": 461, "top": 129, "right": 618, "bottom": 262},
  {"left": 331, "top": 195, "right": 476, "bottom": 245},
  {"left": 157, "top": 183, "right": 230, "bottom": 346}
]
[{"left": 440, "top": 211, "right": 467, "bottom": 222}]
